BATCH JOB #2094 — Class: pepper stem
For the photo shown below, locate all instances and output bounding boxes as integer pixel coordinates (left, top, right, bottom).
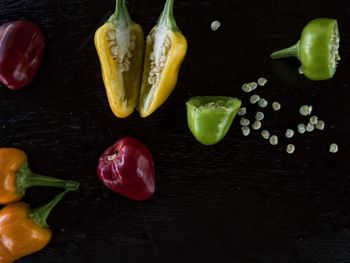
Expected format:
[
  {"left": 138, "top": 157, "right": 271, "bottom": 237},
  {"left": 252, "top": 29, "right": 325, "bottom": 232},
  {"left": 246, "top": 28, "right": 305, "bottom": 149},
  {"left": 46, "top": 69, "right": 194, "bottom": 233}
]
[
  {"left": 158, "top": 0, "right": 180, "bottom": 31},
  {"left": 29, "top": 190, "right": 70, "bottom": 228},
  {"left": 109, "top": 0, "right": 132, "bottom": 26},
  {"left": 270, "top": 41, "right": 300, "bottom": 59},
  {"left": 16, "top": 161, "right": 80, "bottom": 196}
]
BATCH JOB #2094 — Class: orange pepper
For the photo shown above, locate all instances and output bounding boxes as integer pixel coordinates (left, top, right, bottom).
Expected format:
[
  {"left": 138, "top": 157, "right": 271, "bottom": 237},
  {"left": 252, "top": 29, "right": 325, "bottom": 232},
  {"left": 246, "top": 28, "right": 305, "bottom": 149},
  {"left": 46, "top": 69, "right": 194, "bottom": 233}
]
[
  {"left": 0, "top": 190, "right": 71, "bottom": 263},
  {"left": 0, "top": 148, "right": 79, "bottom": 204}
]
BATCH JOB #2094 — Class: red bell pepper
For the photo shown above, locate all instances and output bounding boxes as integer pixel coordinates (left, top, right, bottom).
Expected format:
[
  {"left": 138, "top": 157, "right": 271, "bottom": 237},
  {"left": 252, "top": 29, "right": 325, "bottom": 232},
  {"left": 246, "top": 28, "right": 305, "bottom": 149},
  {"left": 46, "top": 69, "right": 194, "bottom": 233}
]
[
  {"left": 0, "top": 20, "right": 45, "bottom": 90},
  {"left": 97, "top": 137, "right": 155, "bottom": 201}
]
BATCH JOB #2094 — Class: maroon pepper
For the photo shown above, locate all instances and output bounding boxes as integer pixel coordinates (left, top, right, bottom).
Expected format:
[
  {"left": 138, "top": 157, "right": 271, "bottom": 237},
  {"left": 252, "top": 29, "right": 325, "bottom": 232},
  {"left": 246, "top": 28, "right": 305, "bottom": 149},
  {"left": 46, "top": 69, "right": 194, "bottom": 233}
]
[
  {"left": 97, "top": 137, "right": 155, "bottom": 201},
  {"left": 0, "top": 21, "right": 45, "bottom": 90}
]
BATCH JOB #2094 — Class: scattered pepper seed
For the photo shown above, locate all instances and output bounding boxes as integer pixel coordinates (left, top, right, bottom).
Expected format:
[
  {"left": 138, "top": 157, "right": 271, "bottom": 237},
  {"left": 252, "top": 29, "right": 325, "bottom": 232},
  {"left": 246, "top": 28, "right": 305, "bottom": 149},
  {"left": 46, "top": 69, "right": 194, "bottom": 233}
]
[
  {"left": 238, "top": 107, "right": 246, "bottom": 116},
  {"left": 309, "top": 115, "right": 318, "bottom": 125},
  {"left": 242, "top": 83, "right": 252, "bottom": 93},
  {"left": 257, "top": 77, "right": 268, "bottom": 86},
  {"left": 285, "top": 129, "right": 294, "bottom": 138},
  {"left": 250, "top": 82, "right": 258, "bottom": 91},
  {"left": 258, "top": 98, "right": 268, "bottom": 108},
  {"left": 240, "top": 117, "right": 250, "bottom": 126},
  {"left": 255, "top": 111, "right": 264, "bottom": 121},
  {"left": 329, "top": 143, "right": 338, "bottom": 153},
  {"left": 306, "top": 122, "right": 315, "bottom": 132},
  {"left": 261, "top": 130, "right": 270, "bottom": 139},
  {"left": 298, "top": 67, "right": 304, "bottom": 74},
  {"left": 299, "top": 105, "right": 310, "bottom": 116},
  {"left": 250, "top": 94, "right": 260, "bottom": 104},
  {"left": 286, "top": 144, "right": 295, "bottom": 154},
  {"left": 315, "top": 120, "right": 325, "bottom": 130},
  {"left": 297, "top": 123, "right": 306, "bottom": 134},
  {"left": 242, "top": 126, "right": 250, "bottom": 136},
  {"left": 272, "top": 102, "right": 281, "bottom": 111},
  {"left": 211, "top": 20, "right": 221, "bottom": 31},
  {"left": 269, "top": 135, "right": 278, "bottom": 145},
  {"left": 252, "top": 120, "right": 262, "bottom": 130}
]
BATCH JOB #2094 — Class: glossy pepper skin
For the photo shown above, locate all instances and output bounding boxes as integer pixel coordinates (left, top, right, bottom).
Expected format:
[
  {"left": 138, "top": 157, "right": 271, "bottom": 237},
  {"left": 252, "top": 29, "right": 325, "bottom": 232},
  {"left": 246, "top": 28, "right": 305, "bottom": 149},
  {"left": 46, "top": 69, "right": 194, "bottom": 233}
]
[
  {"left": 271, "top": 18, "right": 340, "bottom": 80},
  {"left": 0, "top": 21, "right": 45, "bottom": 90},
  {"left": 186, "top": 96, "right": 241, "bottom": 146},
  {"left": 97, "top": 137, "right": 155, "bottom": 201},
  {"left": 0, "top": 148, "right": 79, "bottom": 204},
  {"left": 95, "top": 0, "right": 144, "bottom": 118},
  {"left": 0, "top": 190, "right": 72, "bottom": 263},
  {"left": 138, "top": 0, "right": 187, "bottom": 117}
]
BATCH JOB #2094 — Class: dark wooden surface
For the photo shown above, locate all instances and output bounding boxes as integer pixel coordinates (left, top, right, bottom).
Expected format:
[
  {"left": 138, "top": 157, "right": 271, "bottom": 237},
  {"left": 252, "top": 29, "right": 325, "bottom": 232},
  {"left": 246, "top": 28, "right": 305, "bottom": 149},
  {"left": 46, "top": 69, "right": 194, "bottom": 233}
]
[{"left": 1, "top": 0, "right": 350, "bottom": 262}]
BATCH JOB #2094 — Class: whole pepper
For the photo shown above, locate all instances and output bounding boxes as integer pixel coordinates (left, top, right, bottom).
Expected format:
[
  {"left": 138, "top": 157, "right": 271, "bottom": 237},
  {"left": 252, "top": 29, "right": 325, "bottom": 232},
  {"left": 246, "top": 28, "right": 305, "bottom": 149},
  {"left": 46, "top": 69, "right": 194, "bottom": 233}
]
[
  {"left": 270, "top": 18, "right": 340, "bottom": 80},
  {"left": 0, "top": 190, "right": 73, "bottom": 263},
  {"left": 0, "top": 148, "right": 79, "bottom": 204},
  {"left": 186, "top": 96, "right": 241, "bottom": 145},
  {"left": 95, "top": 0, "right": 144, "bottom": 118},
  {"left": 138, "top": 0, "right": 187, "bottom": 117},
  {"left": 97, "top": 137, "right": 155, "bottom": 201},
  {"left": 0, "top": 21, "right": 45, "bottom": 90}
]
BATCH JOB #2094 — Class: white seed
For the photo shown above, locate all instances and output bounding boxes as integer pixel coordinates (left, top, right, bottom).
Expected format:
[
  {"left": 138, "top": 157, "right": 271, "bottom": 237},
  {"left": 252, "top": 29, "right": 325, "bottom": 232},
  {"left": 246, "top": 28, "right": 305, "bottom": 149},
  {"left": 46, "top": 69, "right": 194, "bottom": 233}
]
[
  {"left": 250, "top": 82, "right": 258, "bottom": 91},
  {"left": 306, "top": 122, "right": 315, "bottom": 132},
  {"left": 242, "top": 126, "right": 250, "bottom": 136},
  {"left": 298, "top": 67, "right": 304, "bottom": 74},
  {"left": 250, "top": 94, "right": 260, "bottom": 104},
  {"left": 269, "top": 135, "right": 278, "bottom": 145},
  {"left": 329, "top": 143, "right": 338, "bottom": 153},
  {"left": 308, "top": 105, "right": 313, "bottom": 115},
  {"left": 315, "top": 120, "right": 325, "bottom": 130},
  {"left": 130, "top": 34, "right": 136, "bottom": 41},
  {"left": 107, "top": 153, "right": 117, "bottom": 161},
  {"left": 252, "top": 120, "right": 262, "bottom": 130},
  {"left": 242, "top": 83, "right": 252, "bottom": 93},
  {"left": 255, "top": 111, "right": 264, "bottom": 121},
  {"left": 240, "top": 117, "right": 250, "bottom": 127},
  {"left": 148, "top": 76, "right": 156, "bottom": 85},
  {"left": 258, "top": 98, "right": 268, "bottom": 108},
  {"left": 261, "top": 130, "right": 270, "bottom": 139},
  {"left": 299, "top": 105, "right": 310, "bottom": 116},
  {"left": 126, "top": 50, "right": 133, "bottom": 58},
  {"left": 107, "top": 30, "right": 116, "bottom": 40},
  {"left": 150, "top": 52, "right": 155, "bottom": 61},
  {"left": 309, "top": 115, "right": 318, "bottom": 125},
  {"left": 257, "top": 77, "right": 268, "bottom": 86},
  {"left": 146, "top": 35, "right": 152, "bottom": 44},
  {"left": 285, "top": 129, "right": 294, "bottom": 138},
  {"left": 238, "top": 107, "right": 246, "bottom": 116},
  {"left": 129, "top": 41, "right": 136, "bottom": 50},
  {"left": 297, "top": 123, "right": 306, "bottom": 134},
  {"left": 272, "top": 102, "right": 281, "bottom": 111},
  {"left": 286, "top": 144, "right": 295, "bottom": 154},
  {"left": 160, "top": 55, "right": 167, "bottom": 62},
  {"left": 123, "top": 62, "right": 130, "bottom": 72},
  {"left": 111, "top": 46, "right": 118, "bottom": 56},
  {"left": 211, "top": 20, "right": 221, "bottom": 31}
]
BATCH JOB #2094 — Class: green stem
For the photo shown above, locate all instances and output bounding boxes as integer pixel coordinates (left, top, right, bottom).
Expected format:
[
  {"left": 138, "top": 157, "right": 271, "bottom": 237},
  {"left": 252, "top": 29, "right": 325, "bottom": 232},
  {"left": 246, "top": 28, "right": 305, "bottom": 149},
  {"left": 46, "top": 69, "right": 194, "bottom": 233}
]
[
  {"left": 109, "top": 0, "right": 132, "bottom": 26},
  {"left": 270, "top": 41, "right": 300, "bottom": 59},
  {"left": 158, "top": 0, "right": 179, "bottom": 31},
  {"left": 16, "top": 162, "right": 80, "bottom": 196},
  {"left": 29, "top": 190, "right": 70, "bottom": 228}
]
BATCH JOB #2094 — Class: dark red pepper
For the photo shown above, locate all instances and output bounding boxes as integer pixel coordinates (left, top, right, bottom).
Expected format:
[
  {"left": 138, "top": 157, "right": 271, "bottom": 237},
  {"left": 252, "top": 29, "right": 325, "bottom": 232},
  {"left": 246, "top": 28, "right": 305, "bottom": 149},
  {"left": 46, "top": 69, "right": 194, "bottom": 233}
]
[
  {"left": 97, "top": 137, "right": 155, "bottom": 201},
  {"left": 0, "top": 20, "right": 45, "bottom": 90}
]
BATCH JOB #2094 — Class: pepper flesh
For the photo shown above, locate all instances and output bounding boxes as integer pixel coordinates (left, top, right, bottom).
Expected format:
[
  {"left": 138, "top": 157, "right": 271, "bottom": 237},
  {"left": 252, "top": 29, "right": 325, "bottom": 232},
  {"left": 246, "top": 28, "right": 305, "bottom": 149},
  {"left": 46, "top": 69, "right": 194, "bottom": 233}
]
[
  {"left": 271, "top": 18, "right": 340, "bottom": 80},
  {"left": 138, "top": 0, "right": 187, "bottom": 117},
  {"left": 97, "top": 137, "right": 155, "bottom": 201},
  {"left": 186, "top": 96, "right": 241, "bottom": 145},
  {"left": 0, "top": 148, "right": 79, "bottom": 204},
  {"left": 0, "top": 21, "right": 45, "bottom": 90},
  {"left": 95, "top": 0, "right": 144, "bottom": 118},
  {"left": 0, "top": 190, "right": 71, "bottom": 263}
]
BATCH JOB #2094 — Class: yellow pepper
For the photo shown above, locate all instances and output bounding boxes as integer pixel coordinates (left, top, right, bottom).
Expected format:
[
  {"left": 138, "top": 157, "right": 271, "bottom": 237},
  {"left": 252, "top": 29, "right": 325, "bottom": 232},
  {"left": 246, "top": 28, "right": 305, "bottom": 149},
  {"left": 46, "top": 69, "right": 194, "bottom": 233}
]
[
  {"left": 94, "top": 0, "right": 144, "bottom": 118},
  {"left": 138, "top": 0, "right": 187, "bottom": 117}
]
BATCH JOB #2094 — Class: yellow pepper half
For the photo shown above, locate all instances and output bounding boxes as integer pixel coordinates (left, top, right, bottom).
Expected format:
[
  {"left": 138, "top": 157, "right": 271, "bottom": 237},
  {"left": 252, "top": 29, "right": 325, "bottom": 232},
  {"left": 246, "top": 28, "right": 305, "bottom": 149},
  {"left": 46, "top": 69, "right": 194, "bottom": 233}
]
[
  {"left": 138, "top": 0, "right": 187, "bottom": 117},
  {"left": 95, "top": 0, "right": 144, "bottom": 118}
]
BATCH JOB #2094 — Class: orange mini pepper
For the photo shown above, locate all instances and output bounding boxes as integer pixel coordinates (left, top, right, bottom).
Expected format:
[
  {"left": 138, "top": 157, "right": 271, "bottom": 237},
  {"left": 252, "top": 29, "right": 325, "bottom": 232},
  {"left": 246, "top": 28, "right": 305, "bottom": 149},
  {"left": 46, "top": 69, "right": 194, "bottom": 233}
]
[
  {"left": 0, "top": 148, "right": 79, "bottom": 204},
  {"left": 0, "top": 190, "right": 72, "bottom": 263}
]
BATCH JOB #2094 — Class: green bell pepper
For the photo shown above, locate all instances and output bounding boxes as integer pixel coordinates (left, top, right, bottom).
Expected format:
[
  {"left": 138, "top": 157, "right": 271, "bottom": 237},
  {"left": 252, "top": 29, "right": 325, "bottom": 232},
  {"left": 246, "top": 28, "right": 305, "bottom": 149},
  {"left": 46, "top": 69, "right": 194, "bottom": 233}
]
[
  {"left": 271, "top": 18, "right": 340, "bottom": 80},
  {"left": 186, "top": 96, "right": 241, "bottom": 146}
]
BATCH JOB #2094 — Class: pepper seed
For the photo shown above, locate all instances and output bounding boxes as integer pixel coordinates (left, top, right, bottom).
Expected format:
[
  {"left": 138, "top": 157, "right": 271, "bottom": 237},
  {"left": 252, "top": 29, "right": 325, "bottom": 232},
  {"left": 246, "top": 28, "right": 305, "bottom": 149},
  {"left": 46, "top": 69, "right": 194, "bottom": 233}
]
[
  {"left": 329, "top": 143, "right": 338, "bottom": 153},
  {"left": 299, "top": 105, "right": 310, "bottom": 116},
  {"left": 250, "top": 82, "right": 258, "bottom": 91},
  {"left": 286, "top": 144, "right": 295, "bottom": 154},
  {"left": 242, "top": 83, "right": 252, "bottom": 93},
  {"left": 250, "top": 94, "right": 260, "bottom": 104},
  {"left": 258, "top": 98, "right": 268, "bottom": 108},
  {"left": 211, "top": 20, "right": 221, "bottom": 31},
  {"left": 257, "top": 77, "right": 268, "bottom": 86},
  {"left": 255, "top": 111, "right": 264, "bottom": 121},
  {"left": 261, "top": 130, "right": 270, "bottom": 139},
  {"left": 238, "top": 107, "right": 247, "bottom": 116},
  {"left": 310, "top": 115, "right": 318, "bottom": 125},
  {"left": 297, "top": 123, "right": 306, "bottom": 134},
  {"left": 306, "top": 123, "right": 315, "bottom": 132},
  {"left": 272, "top": 102, "right": 281, "bottom": 111},
  {"left": 240, "top": 117, "right": 250, "bottom": 126},
  {"left": 269, "top": 135, "right": 278, "bottom": 145},
  {"left": 285, "top": 129, "right": 294, "bottom": 138},
  {"left": 316, "top": 120, "right": 325, "bottom": 130},
  {"left": 252, "top": 120, "right": 262, "bottom": 130},
  {"left": 242, "top": 126, "right": 250, "bottom": 136}
]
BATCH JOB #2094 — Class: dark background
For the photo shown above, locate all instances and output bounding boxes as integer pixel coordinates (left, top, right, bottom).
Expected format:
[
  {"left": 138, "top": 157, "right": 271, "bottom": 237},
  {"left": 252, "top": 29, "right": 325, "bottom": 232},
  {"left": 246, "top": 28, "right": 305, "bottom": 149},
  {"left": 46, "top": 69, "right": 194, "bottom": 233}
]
[{"left": 1, "top": 0, "right": 350, "bottom": 262}]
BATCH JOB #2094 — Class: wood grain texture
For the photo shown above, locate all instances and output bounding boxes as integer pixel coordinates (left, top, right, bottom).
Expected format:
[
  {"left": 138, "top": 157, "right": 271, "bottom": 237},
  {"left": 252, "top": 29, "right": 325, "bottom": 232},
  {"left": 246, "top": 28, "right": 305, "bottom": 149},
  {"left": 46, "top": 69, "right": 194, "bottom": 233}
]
[{"left": 0, "top": 0, "right": 350, "bottom": 262}]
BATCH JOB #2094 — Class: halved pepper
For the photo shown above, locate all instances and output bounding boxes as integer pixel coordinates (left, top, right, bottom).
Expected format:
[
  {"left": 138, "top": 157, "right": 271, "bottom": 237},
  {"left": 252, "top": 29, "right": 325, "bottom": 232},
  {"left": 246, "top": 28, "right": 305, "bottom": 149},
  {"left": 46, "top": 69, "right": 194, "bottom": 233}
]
[
  {"left": 186, "top": 96, "right": 241, "bottom": 145},
  {"left": 95, "top": 0, "right": 144, "bottom": 118},
  {"left": 0, "top": 148, "right": 79, "bottom": 204},
  {"left": 138, "top": 0, "right": 187, "bottom": 117}
]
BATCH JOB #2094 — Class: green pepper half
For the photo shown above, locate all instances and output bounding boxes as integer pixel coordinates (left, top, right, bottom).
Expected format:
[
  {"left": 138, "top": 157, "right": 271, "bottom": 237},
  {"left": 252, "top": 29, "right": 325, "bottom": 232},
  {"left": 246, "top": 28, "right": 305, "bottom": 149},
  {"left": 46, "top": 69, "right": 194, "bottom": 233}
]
[
  {"left": 271, "top": 18, "right": 340, "bottom": 80},
  {"left": 186, "top": 96, "right": 241, "bottom": 146}
]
